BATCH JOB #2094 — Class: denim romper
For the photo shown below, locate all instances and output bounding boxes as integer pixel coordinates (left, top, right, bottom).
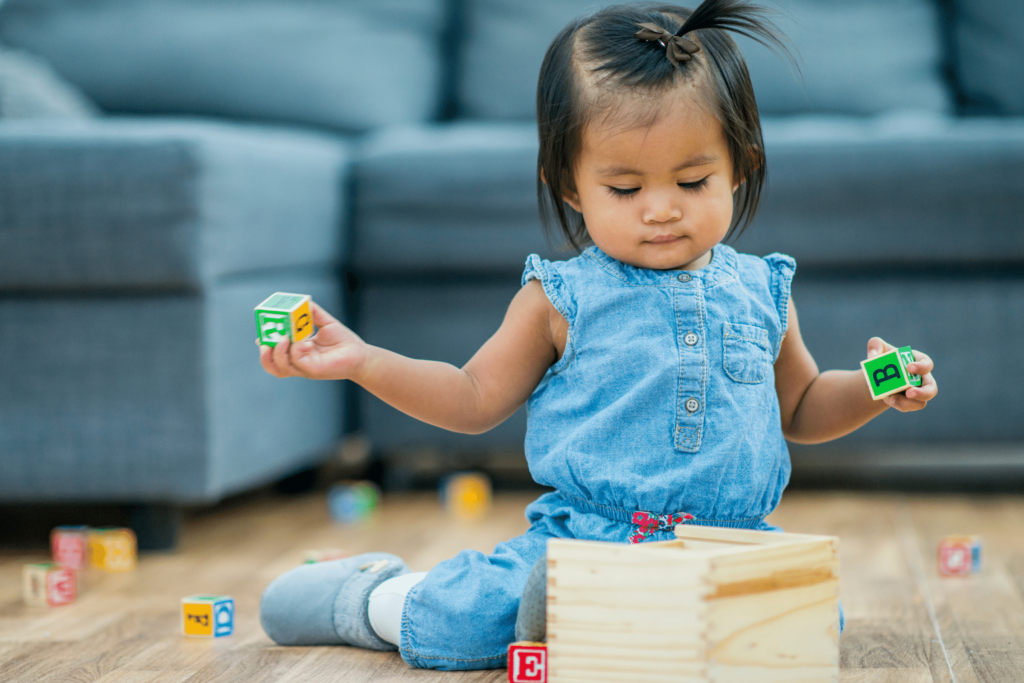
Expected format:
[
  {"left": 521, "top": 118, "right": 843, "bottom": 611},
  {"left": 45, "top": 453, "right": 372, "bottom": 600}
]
[{"left": 399, "top": 244, "right": 841, "bottom": 671}]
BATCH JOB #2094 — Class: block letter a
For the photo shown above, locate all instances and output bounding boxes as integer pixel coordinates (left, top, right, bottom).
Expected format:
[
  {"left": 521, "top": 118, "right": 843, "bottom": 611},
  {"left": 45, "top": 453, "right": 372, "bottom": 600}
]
[{"left": 873, "top": 364, "right": 900, "bottom": 387}]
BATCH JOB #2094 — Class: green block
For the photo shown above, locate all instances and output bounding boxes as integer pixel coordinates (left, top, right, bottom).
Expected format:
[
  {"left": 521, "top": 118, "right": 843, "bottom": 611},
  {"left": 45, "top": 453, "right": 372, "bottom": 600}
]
[
  {"left": 861, "top": 349, "right": 911, "bottom": 400},
  {"left": 255, "top": 308, "right": 291, "bottom": 346},
  {"left": 898, "top": 346, "right": 922, "bottom": 387}
]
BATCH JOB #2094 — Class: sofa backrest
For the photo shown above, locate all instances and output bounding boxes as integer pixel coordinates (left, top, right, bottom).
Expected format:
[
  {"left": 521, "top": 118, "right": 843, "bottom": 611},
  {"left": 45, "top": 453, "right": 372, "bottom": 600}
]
[
  {"left": 0, "top": 0, "right": 448, "bottom": 134},
  {"left": 457, "top": 0, "right": 951, "bottom": 120},
  {"left": 948, "top": 0, "right": 1024, "bottom": 115}
]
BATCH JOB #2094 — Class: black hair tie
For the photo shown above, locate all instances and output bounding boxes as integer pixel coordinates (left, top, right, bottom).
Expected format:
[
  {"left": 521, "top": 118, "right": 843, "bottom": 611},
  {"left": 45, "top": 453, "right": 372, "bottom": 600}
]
[{"left": 634, "top": 22, "right": 701, "bottom": 66}]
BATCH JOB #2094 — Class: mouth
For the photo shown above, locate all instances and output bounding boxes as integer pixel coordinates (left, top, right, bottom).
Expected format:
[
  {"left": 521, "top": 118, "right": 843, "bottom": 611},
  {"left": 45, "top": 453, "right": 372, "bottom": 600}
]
[{"left": 647, "top": 234, "right": 682, "bottom": 244}]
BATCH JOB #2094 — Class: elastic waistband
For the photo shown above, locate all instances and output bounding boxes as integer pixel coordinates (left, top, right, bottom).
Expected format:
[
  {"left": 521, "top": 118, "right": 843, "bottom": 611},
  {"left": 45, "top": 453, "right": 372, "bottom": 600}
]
[{"left": 561, "top": 492, "right": 766, "bottom": 530}]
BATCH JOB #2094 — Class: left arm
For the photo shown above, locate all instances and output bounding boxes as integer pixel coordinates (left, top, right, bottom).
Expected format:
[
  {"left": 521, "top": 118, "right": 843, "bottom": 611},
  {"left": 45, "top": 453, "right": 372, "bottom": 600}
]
[{"left": 775, "top": 297, "right": 938, "bottom": 445}]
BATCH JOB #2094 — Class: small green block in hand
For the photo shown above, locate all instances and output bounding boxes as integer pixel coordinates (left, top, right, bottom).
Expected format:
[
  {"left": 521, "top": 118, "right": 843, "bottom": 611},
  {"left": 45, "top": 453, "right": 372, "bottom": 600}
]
[{"left": 861, "top": 345, "right": 920, "bottom": 400}]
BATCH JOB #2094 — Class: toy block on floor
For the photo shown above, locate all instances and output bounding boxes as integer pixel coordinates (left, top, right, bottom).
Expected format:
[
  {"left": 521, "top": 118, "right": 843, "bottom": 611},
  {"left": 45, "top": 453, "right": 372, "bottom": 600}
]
[
  {"left": 440, "top": 472, "right": 492, "bottom": 520},
  {"left": 508, "top": 641, "right": 547, "bottom": 683},
  {"left": 327, "top": 481, "right": 380, "bottom": 524},
  {"left": 938, "top": 536, "right": 982, "bottom": 576},
  {"left": 861, "top": 345, "right": 921, "bottom": 400},
  {"left": 89, "top": 528, "right": 137, "bottom": 572},
  {"left": 546, "top": 526, "right": 840, "bottom": 683},
  {"left": 255, "top": 292, "right": 313, "bottom": 346},
  {"left": 181, "top": 595, "right": 234, "bottom": 638},
  {"left": 22, "top": 563, "right": 76, "bottom": 606},
  {"left": 51, "top": 525, "right": 90, "bottom": 570},
  {"left": 303, "top": 548, "right": 348, "bottom": 563}
]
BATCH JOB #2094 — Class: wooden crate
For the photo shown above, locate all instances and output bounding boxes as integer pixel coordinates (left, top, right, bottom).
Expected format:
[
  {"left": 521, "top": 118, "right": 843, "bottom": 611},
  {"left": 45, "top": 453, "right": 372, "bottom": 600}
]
[{"left": 546, "top": 525, "right": 840, "bottom": 683}]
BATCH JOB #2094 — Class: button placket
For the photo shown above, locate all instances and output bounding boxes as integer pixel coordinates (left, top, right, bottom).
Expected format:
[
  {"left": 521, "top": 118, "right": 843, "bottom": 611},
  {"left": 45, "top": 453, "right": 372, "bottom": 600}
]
[{"left": 673, "top": 282, "right": 706, "bottom": 452}]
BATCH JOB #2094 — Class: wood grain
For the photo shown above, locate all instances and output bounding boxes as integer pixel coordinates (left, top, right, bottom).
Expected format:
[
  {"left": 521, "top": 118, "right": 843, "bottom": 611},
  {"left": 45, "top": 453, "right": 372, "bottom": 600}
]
[{"left": 0, "top": 490, "right": 1023, "bottom": 681}]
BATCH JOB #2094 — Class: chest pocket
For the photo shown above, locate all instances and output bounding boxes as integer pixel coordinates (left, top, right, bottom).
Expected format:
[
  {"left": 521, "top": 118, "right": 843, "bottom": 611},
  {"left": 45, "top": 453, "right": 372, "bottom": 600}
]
[{"left": 723, "top": 322, "right": 771, "bottom": 384}]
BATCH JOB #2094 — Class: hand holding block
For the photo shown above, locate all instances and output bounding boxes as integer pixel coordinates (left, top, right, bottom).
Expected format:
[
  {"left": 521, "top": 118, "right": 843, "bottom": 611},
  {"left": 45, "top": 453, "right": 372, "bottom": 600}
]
[
  {"left": 861, "top": 345, "right": 921, "bottom": 400},
  {"left": 938, "top": 536, "right": 982, "bottom": 576},
  {"left": 507, "top": 642, "right": 547, "bottom": 683},
  {"left": 89, "top": 528, "right": 137, "bottom": 572},
  {"left": 22, "top": 563, "right": 76, "bottom": 606},
  {"left": 440, "top": 472, "right": 492, "bottom": 520},
  {"left": 181, "top": 595, "right": 234, "bottom": 637},
  {"left": 255, "top": 292, "right": 313, "bottom": 346},
  {"left": 51, "top": 525, "right": 90, "bottom": 570}
]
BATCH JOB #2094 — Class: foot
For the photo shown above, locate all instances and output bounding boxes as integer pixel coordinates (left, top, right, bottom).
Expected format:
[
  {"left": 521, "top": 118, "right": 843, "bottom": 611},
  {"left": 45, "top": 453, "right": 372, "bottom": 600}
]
[{"left": 260, "top": 552, "right": 409, "bottom": 649}]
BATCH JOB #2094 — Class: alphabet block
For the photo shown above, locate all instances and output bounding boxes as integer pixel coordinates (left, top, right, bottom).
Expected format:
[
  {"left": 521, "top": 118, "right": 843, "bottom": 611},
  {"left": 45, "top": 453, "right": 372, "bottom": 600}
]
[
  {"left": 51, "top": 525, "right": 90, "bottom": 570},
  {"left": 938, "top": 536, "right": 982, "bottom": 576},
  {"left": 327, "top": 481, "right": 380, "bottom": 524},
  {"left": 861, "top": 346, "right": 921, "bottom": 400},
  {"left": 508, "top": 642, "right": 547, "bottom": 683},
  {"left": 88, "top": 528, "right": 137, "bottom": 572},
  {"left": 22, "top": 563, "right": 76, "bottom": 606},
  {"left": 440, "top": 472, "right": 492, "bottom": 520},
  {"left": 255, "top": 292, "right": 313, "bottom": 347},
  {"left": 181, "top": 595, "right": 234, "bottom": 638}
]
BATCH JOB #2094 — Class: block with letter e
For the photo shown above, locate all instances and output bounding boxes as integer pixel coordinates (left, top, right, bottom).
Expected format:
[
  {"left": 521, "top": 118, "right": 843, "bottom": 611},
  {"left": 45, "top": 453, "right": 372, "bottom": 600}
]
[
  {"left": 861, "top": 345, "right": 922, "bottom": 400},
  {"left": 508, "top": 642, "right": 547, "bottom": 683},
  {"left": 181, "top": 595, "right": 234, "bottom": 638},
  {"left": 255, "top": 292, "right": 314, "bottom": 347}
]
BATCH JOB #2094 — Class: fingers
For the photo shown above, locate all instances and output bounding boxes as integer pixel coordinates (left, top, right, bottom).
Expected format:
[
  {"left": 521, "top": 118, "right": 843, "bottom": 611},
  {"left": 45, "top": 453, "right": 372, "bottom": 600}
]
[
  {"left": 906, "top": 350, "right": 933, "bottom": 377},
  {"left": 310, "top": 301, "right": 339, "bottom": 329},
  {"left": 866, "top": 336, "right": 895, "bottom": 358}
]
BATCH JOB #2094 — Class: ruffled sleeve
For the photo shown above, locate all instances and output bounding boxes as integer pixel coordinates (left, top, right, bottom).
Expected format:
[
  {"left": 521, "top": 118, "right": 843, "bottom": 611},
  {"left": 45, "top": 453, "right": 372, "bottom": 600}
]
[
  {"left": 762, "top": 252, "right": 796, "bottom": 349},
  {"left": 522, "top": 254, "right": 577, "bottom": 323}
]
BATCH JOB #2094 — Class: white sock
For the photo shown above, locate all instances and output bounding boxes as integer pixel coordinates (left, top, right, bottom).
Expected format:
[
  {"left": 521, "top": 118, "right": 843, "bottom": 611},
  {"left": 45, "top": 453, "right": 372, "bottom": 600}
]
[{"left": 368, "top": 571, "right": 427, "bottom": 646}]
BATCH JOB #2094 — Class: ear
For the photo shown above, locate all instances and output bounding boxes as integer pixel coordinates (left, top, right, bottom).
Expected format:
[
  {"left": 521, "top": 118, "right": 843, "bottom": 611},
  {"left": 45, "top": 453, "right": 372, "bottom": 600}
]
[
  {"left": 563, "top": 188, "right": 583, "bottom": 214},
  {"left": 733, "top": 144, "right": 762, "bottom": 193}
]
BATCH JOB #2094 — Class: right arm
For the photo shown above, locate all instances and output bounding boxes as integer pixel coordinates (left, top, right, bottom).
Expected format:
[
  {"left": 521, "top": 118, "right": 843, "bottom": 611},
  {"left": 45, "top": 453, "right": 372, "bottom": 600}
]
[{"left": 258, "top": 280, "right": 566, "bottom": 434}]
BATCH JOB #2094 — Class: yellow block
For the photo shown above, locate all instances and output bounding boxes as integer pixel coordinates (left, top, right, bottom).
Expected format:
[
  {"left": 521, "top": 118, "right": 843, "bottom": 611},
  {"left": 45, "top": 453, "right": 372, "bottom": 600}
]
[
  {"left": 182, "top": 602, "right": 214, "bottom": 637},
  {"left": 291, "top": 299, "right": 313, "bottom": 342},
  {"left": 88, "top": 528, "right": 137, "bottom": 572}
]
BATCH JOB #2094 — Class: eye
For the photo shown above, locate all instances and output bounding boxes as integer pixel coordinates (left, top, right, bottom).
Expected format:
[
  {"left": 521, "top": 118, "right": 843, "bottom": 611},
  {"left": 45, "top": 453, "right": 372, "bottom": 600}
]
[
  {"left": 679, "top": 177, "right": 709, "bottom": 192},
  {"left": 607, "top": 186, "right": 640, "bottom": 197}
]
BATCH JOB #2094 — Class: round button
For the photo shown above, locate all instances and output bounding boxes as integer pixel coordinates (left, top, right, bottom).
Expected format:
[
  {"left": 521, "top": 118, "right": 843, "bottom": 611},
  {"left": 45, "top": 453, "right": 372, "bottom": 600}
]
[
  {"left": 677, "top": 273, "right": 692, "bottom": 282},
  {"left": 684, "top": 332, "right": 698, "bottom": 346},
  {"left": 685, "top": 398, "right": 700, "bottom": 413}
]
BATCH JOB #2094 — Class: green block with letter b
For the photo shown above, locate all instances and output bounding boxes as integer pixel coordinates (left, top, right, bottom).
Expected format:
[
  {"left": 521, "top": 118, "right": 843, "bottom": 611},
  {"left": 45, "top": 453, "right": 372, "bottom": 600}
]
[{"left": 861, "top": 346, "right": 919, "bottom": 400}]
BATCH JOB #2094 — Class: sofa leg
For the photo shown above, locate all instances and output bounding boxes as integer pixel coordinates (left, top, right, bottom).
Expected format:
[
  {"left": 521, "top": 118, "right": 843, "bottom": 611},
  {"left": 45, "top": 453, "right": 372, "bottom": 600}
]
[{"left": 124, "top": 504, "right": 183, "bottom": 551}]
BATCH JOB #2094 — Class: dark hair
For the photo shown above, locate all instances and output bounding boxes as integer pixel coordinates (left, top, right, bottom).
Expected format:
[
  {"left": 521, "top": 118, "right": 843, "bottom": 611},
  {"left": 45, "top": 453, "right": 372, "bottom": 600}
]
[{"left": 537, "top": 0, "right": 791, "bottom": 252}]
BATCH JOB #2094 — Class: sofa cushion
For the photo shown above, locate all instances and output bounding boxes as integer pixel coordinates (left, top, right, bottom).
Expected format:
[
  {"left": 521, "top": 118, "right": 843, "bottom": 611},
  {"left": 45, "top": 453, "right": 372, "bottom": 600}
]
[
  {"left": 0, "top": 119, "right": 349, "bottom": 291},
  {"left": 948, "top": 0, "right": 1024, "bottom": 115},
  {"left": 353, "top": 123, "right": 566, "bottom": 273},
  {"left": 0, "top": 46, "right": 99, "bottom": 119},
  {"left": 352, "top": 116, "right": 1024, "bottom": 273},
  {"left": 458, "top": 0, "right": 950, "bottom": 120},
  {"left": 733, "top": 113, "right": 1024, "bottom": 266},
  {"left": 0, "top": 0, "right": 446, "bottom": 132}
]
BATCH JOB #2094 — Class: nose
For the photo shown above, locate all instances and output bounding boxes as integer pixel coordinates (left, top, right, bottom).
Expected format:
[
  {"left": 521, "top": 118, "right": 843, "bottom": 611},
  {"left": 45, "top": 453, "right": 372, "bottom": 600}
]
[{"left": 642, "top": 191, "right": 682, "bottom": 224}]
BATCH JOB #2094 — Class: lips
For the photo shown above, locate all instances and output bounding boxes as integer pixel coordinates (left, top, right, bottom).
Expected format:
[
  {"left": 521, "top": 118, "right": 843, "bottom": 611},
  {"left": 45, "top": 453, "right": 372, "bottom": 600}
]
[{"left": 648, "top": 234, "right": 681, "bottom": 243}]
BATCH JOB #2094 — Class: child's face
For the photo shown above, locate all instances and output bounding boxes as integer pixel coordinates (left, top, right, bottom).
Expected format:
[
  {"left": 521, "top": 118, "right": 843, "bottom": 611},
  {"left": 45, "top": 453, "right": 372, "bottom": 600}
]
[{"left": 565, "top": 92, "right": 738, "bottom": 271}]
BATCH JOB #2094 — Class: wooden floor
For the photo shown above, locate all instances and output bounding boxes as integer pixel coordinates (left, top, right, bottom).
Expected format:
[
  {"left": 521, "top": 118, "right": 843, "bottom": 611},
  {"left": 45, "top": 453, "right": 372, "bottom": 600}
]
[{"left": 2, "top": 489, "right": 1023, "bottom": 682}]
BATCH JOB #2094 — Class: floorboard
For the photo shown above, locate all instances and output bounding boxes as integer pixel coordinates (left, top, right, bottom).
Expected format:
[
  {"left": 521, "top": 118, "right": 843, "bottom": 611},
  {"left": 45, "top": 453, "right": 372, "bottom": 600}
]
[{"left": 2, "top": 490, "right": 1023, "bottom": 682}]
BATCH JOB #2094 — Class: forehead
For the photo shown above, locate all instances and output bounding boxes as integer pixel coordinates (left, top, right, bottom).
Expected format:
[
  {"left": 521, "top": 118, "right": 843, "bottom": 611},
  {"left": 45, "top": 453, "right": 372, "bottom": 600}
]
[{"left": 580, "top": 91, "right": 728, "bottom": 169}]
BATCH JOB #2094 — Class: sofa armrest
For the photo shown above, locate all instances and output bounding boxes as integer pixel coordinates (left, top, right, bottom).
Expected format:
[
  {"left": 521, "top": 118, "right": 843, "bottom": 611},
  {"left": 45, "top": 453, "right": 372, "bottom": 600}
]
[{"left": 0, "top": 118, "right": 351, "bottom": 291}]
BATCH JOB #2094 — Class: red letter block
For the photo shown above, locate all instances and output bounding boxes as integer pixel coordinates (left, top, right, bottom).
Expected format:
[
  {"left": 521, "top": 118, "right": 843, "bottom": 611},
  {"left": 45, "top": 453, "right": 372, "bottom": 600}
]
[{"left": 508, "top": 642, "right": 547, "bottom": 683}]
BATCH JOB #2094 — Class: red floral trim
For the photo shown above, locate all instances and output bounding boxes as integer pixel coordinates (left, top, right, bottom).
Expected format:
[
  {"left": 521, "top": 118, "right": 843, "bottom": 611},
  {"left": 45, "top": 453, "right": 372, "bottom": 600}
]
[{"left": 629, "top": 511, "right": 695, "bottom": 544}]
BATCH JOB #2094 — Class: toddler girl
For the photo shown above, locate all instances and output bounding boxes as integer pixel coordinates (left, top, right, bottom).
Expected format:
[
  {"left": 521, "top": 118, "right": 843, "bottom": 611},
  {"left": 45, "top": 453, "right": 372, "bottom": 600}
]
[{"left": 257, "top": 0, "right": 937, "bottom": 671}]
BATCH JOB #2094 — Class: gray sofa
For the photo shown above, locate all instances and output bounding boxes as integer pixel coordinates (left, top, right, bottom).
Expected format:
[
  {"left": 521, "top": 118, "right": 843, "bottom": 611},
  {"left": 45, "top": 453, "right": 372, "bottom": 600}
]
[{"left": 1, "top": 0, "right": 1022, "bottom": 536}]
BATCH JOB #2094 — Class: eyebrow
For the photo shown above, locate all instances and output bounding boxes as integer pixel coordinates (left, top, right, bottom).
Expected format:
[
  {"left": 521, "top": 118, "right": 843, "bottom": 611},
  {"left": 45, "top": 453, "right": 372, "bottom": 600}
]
[{"left": 597, "top": 154, "right": 720, "bottom": 176}]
